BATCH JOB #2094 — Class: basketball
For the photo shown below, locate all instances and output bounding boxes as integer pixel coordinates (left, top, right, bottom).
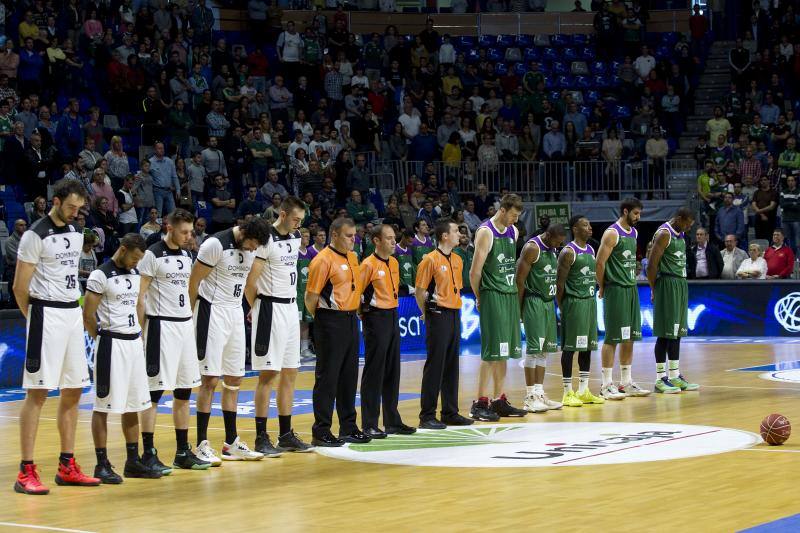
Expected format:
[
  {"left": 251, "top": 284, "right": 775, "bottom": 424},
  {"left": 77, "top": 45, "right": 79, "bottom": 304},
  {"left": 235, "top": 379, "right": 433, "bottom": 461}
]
[{"left": 760, "top": 414, "right": 792, "bottom": 446}]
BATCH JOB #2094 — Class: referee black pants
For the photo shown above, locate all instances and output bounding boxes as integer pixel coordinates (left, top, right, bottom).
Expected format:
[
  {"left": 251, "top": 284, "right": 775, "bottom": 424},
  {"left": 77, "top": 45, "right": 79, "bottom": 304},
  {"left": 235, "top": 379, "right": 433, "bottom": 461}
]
[
  {"left": 312, "top": 309, "right": 360, "bottom": 437},
  {"left": 420, "top": 308, "right": 461, "bottom": 421},
  {"left": 360, "top": 308, "right": 402, "bottom": 429}
]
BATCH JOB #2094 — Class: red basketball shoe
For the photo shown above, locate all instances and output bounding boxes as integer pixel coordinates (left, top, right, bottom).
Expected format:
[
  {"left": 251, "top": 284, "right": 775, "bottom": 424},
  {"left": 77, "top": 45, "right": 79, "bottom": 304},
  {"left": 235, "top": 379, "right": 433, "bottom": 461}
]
[
  {"left": 14, "top": 463, "right": 50, "bottom": 495},
  {"left": 54, "top": 458, "right": 101, "bottom": 486}
]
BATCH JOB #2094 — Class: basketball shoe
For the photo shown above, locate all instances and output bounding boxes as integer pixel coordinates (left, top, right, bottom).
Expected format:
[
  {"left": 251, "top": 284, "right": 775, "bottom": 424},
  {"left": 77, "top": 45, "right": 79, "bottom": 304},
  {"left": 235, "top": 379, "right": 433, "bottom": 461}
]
[
  {"left": 561, "top": 390, "right": 583, "bottom": 407},
  {"left": 670, "top": 375, "right": 700, "bottom": 391},
  {"left": 142, "top": 447, "right": 173, "bottom": 475},
  {"left": 94, "top": 460, "right": 123, "bottom": 484},
  {"left": 654, "top": 376, "right": 681, "bottom": 394},
  {"left": 600, "top": 383, "right": 626, "bottom": 400},
  {"left": 173, "top": 446, "right": 212, "bottom": 469},
  {"left": 222, "top": 437, "right": 264, "bottom": 461},
  {"left": 542, "top": 393, "right": 563, "bottom": 409},
  {"left": 618, "top": 381, "right": 652, "bottom": 397},
  {"left": 278, "top": 430, "right": 314, "bottom": 452},
  {"left": 576, "top": 389, "right": 606, "bottom": 404},
  {"left": 524, "top": 394, "right": 549, "bottom": 413},
  {"left": 470, "top": 397, "right": 500, "bottom": 421},
  {"left": 124, "top": 457, "right": 163, "bottom": 479},
  {"left": 489, "top": 394, "right": 528, "bottom": 417},
  {"left": 254, "top": 432, "right": 284, "bottom": 457},
  {"left": 14, "top": 464, "right": 49, "bottom": 495},
  {"left": 196, "top": 440, "right": 223, "bottom": 466},
  {"left": 55, "top": 458, "right": 101, "bottom": 486}
]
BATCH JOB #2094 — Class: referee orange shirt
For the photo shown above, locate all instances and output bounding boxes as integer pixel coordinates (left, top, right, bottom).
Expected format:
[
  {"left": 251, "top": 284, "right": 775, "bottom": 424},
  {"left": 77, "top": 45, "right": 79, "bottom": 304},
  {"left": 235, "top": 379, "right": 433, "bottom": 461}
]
[
  {"left": 360, "top": 254, "right": 400, "bottom": 309},
  {"left": 307, "top": 246, "right": 362, "bottom": 311},
  {"left": 415, "top": 249, "right": 463, "bottom": 309}
]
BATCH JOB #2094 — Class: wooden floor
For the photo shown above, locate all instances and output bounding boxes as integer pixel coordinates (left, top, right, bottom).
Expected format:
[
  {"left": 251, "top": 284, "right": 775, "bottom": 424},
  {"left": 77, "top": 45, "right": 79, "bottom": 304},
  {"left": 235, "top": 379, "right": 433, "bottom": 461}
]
[{"left": 0, "top": 341, "right": 798, "bottom": 532}]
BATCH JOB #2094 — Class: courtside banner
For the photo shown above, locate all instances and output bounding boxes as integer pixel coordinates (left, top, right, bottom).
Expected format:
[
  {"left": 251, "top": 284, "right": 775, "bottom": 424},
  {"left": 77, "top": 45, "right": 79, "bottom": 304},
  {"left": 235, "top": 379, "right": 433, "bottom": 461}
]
[{"left": 0, "top": 281, "right": 799, "bottom": 386}]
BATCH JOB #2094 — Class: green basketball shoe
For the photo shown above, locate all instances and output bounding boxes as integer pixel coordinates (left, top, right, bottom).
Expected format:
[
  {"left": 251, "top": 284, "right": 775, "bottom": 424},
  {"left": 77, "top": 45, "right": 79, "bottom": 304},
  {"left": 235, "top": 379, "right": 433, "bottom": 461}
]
[{"left": 670, "top": 375, "right": 700, "bottom": 391}]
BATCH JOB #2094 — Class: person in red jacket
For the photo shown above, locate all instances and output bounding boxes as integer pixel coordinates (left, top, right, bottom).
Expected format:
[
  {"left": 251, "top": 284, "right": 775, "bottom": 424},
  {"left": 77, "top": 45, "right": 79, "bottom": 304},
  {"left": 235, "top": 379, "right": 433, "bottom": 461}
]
[{"left": 765, "top": 228, "right": 796, "bottom": 279}]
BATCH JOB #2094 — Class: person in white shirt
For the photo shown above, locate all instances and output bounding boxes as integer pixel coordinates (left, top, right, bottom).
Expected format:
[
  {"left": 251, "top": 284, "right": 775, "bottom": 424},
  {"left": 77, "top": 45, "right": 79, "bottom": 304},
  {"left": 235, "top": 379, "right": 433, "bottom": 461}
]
[
  {"left": 398, "top": 101, "right": 421, "bottom": 142},
  {"left": 721, "top": 234, "right": 748, "bottom": 279},
  {"left": 633, "top": 45, "right": 656, "bottom": 83},
  {"left": 276, "top": 21, "right": 303, "bottom": 64},
  {"left": 736, "top": 243, "right": 768, "bottom": 279},
  {"left": 439, "top": 34, "right": 456, "bottom": 65}
]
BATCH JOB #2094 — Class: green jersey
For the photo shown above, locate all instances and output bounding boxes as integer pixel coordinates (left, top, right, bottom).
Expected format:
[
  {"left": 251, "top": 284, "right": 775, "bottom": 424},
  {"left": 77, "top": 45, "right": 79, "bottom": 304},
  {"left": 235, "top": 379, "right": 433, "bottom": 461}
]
[
  {"left": 478, "top": 220, "right": 518, "bottom": 293},
  {"left": 524, "top": 235, "right": 558, "bottom": 301},
  {"left": 362, "top": 240, "right": 375, "bottom": 260},
  {"left": 655, "top": 222, "right": 687, "bottom": 278},
  {"left": 453, "top": 245, "right": 474, "bottom": 292},
  {"left": 564, "top": 241, "right": 596, "bottom": 299},
  {"left": 604, "top": 222, "right": 638, "bottom": 286},
  {"left": 394, "top": 245, "right": 415, "bottom": 287},
  {"left": 296, "top": 246, "right": 316, "bottom": 318},
  {"left": 303, "top": 37, "right": 321, "bottom": 63},
  {"left": 412, "top": 235, "right": 434, "bottom": 267}
]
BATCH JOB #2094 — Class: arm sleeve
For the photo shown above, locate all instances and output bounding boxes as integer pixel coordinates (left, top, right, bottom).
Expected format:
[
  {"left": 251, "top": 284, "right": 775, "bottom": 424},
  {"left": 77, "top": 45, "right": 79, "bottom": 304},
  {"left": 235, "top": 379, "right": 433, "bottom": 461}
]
[
  {"left": 306, "top": 254, "right": 330, "bottom": 295},
  {"left": 85, "top": 269, "right": 107, "bottom": 294},
  {"left": 137, "top": 250, "right": 157, "bottom": 278},
  {"left": 16, "top": 231, "right": 42, "bottom": 264},
  {"left": 415, "top": 255, "right": 432, "bottom": 291},
  {"left": 196, "top": 237, "right": 222, "bottom": 268}
]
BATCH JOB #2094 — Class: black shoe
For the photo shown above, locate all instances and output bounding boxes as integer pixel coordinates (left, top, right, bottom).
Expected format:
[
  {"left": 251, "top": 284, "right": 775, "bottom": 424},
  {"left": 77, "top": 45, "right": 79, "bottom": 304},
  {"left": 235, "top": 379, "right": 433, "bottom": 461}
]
[
  {"left": 470, "top": 398, "right": 501, "bottom": 421},
  {"left": 339, "top": 429, "right": 372, "bottom": 443},
  {"left": 141, "top": 448, "right": 173, "bottom": 476},
  {"left": 311, "top": 432, "right": 345, "bottom": 447},
  {"left": 173, "top": 448, "right": 211, "bottom": 470},
  {"left": 124, "top": 457, "right": 163, "bottom": 479},
  {"left": 254, "top": 432, "right": 284, "bottom": 457},
  {"left": 94, "top": 461, "right": 122, "bottom": 484},
  {"left": 385, "top": 423, "right": 417, "bottom": 435},
  {"left": 418, "top": 418, "right": 447, "bottom": 430},
  {"left": 490, "top": 394, "right": 528, "bottom": 417},
  {"left": 441, "top": 413, "right": 474, "bottom": 426},
  {"left": 363, "top": 426, "right": 387, "bottom": 439},
  {"left": 277, "top": 430, "right": 314, "bottom": 452}
]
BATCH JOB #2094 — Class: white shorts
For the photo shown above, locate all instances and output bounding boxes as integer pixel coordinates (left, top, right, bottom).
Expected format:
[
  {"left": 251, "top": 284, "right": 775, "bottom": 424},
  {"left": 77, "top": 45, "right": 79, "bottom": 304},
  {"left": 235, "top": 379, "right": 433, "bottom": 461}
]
[
  {"left": 144, "top": 317, "right": 201, "bottom": 391},
  {"left": 23, "top": 303, "right": 90, "bottom": 390},
  {"left": 251, "top": 296, "right": 300, "bottom": 372},
  {"left": 93, "top": 334, "right": 151, "bottom": 414},
  {"left": 194, "top": 300, "right": 246, "bottom": 377}
]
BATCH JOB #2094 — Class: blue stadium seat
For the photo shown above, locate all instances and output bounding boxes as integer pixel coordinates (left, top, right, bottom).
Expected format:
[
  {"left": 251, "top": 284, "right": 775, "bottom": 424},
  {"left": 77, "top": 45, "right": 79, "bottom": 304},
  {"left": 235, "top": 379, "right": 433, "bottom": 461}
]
[
  {"left": 495, "top": 62, "right": 509, "bottom": 76},
  {"left": 661, "top": 32, "right": 680, "bottom": 46},
  {"left": 524, "top": 47, "right": 541, "bottom": 62},
  {"left": 516, "top": 34, "right": 533, "bottom": 47},
  {"left": 578, "top": 46, "right": 595, "bottom": 60},
  {"left": 549, "top": 90, "right": 561, "bottom": 102},
  {"left": 557, "top": 74, "right": 575, "bottom": 89},
  {"left": 610, "top": 60, "right": 622, "bottom": 73},
  {"left": 612, "top": 105, "right": 631, "bottom": 120},
  {"left": 479, "top": 35, "right": 498, "bottom": 48},
  {"left": 610, "top": 74, "right": 623, "bottom": 86},
  {"left": 466, "top": 49, "right": 480, "bottom": 63},
  {"left": 551, "top": 34, "right": 569, "bottom": 47},
  {"left": 580, "top": 105, "right": 592, "bottom": 117},
  {"left": 513, "top": 62, "right": 528, "bottom": 76},
  {"left": 544, "top": 77, "right": 557, "bottom": 89},
  {"left": 655, "top": 44, "right": 672, "bottom": 60},
  {"left": 404, "top": 34, "right": 415, "bottom": 43},
  {"left": 551, "top": 61, "right": 569, "bottom": 75},
  {"left": 542, "top": 47, "right": 560, "bottom": 62},
  {"left": 591, "top": 60, "right": 608, "bottom": 75},
  {"left": 593, "top": 74, "right": 610, "bottom": 88},
  {"left": 457, "top": 36, "right": 477, "bottom": 49},
  {"left": 487, "top": 47, "right": 503, "bottom": 61},
  {"left": 498, "top": 35, "right": 515, "bottom": 48},
  {"left": 562, "top": 47, "right": 578, "bottom": 61},
  {"left": 585, "top": 90, "right": 599, "bottom": 104},
  {"left": 571, "top": 34, "right": 590, "bottom": 45},
  {"left": 575, "top": 75, "right": 592, "bottom": 89}
]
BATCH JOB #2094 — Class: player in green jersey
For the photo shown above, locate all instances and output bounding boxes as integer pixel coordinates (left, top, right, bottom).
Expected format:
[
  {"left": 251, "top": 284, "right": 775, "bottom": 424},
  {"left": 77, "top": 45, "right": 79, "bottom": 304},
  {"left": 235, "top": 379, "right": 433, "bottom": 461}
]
[
  {"left": 469, "top": 194, "right": 527, "bottom": 421},
  {"left": 556, "top": 215, "right": 605, "bottom": 407},
  {"left": 515, "top": 223, "right": 566, "bottom": 413},
  {"left": 595, "top": 197, "right": 650, "bottom": 400},
  {"left": 296, "top": 228, "right": 316, "bottom": 362},
  {"left": 647, "top": 207, "right": 700, "bottom": 394},
  {"left": 394, "top": 229, "right": 416, "bottom": 295}
]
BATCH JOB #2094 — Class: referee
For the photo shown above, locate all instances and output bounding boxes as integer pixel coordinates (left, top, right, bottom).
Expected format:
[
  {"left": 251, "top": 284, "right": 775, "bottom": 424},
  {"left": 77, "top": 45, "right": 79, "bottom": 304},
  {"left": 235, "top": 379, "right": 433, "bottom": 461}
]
[
  {"left": 360, "top": 225, "right": 416, "bottom": 439},
  {"left": 415, "top": 220, "right": 474, "bottom": 429},
  {"left": 305, "top": 218, "right": 371, "bottom": 447}
]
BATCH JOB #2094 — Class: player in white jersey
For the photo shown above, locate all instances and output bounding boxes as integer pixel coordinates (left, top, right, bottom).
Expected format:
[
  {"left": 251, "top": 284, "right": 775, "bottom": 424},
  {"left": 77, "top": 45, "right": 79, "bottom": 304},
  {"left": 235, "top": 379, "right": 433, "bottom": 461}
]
[
  {"left": 188, "top": 218, "right": 271, "bottom": 464},
  {"left": 82, "top": 234, "right": 162, "bottom": 484},
  {"left": 245, "top": 196, "right": 313, "bottom": 455},
  {"left": 13, "top": 179, "right": 100, "bottom": 495},
  {"left": 137, "top": 208, "right": 210, "bottom": 474}
]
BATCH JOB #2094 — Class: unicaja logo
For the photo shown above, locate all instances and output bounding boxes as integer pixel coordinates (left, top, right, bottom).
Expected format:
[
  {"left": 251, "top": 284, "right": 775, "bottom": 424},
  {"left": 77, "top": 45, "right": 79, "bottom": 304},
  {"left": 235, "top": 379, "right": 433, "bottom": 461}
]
[{"left": 774, "top": 292, "right": 800, "bottom": 332}]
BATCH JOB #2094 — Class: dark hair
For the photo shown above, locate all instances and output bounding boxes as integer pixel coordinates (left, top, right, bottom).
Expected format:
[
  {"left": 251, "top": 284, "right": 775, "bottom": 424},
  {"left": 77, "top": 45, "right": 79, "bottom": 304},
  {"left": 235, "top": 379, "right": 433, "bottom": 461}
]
[
  {"left": 52, "top": 178, "right": 88, "bottom": 201},
  {"left": 674, "top": 207, "right": 695, "bottom": 221},
  {"left": 402, "top": 228, "right": 415, "bottom": 240},
  {"left": 774, "top": 227, "right": 784, "bottom": 235},
  {"left": 167, "top": 208, "right": 195, "bottom": 226},
  {"left": 119, "top": 233, "right": 146, "bottom": 252},
  {"left": 568, "top": 214, "right": 586, "bottom": 232},
  {"left": 280, "top": 195, "right": 306, "bottom": 213},
  {"left": 545, "top": 223, "right": 566, "bottom": 238},
  {"left": 620, "top": 197, "right": 643, "bottom": 214},
  {"left": 330, "top": 217, "right": 355, "bottom": 235},
  {"left": 239, "top": 217, "right": 271, "bottom": 245},
  {"left": 434, "top": 219, "right": 455, "bottom": 242},
  {"left": 413, "top": 219, "right": 428, "bottom": 231},
  {"left": 499, "top": 193, "right": 523, "bottom": 211},
  {"left": 370, "top": 223, "right": 392, "bottom": 244}
]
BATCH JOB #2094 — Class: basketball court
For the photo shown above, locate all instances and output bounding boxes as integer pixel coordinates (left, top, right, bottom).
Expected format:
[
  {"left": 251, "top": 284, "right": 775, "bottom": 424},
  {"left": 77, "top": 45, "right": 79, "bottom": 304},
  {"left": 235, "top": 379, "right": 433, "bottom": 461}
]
[{"left": 0, "top": 338, "right": 797, "bottom": 532}]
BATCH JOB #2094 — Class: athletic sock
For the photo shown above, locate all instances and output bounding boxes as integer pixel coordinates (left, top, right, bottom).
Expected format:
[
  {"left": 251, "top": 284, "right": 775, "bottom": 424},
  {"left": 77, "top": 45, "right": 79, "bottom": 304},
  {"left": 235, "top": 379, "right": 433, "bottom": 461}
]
[
  {"left": 196, "top": 411, "right": 211, "bottom": 444},
  {"left": 126, "top": 442, "right": 139, "bottom": 461},
  {"left": 255, "top": 416, "right": 267, "bottom": 435},
  {"left": 59, "top": 452, "right": 74, "bottom": 466},
  {"left": 95, "top": 447, "right": 108, "bottom": 464},
  {"left": 562, "top": 377, "right": 572, "bottom": 393},
  {"left": 578, "top": 371, "right": 590, "bottom": 393},
  {"left": 20, "top": 460, "right": 33, "bottom": 473},
  {"left": 142, "top": 432, "right": 154, "bottom": 452},
  {"left": 525, "top": 385, "right": 535, "bottom": 396},
  {"left": 278, "top": 415, "right": 291, "bottom": 435},
  {"left": 656, "top": 363, "right": 667, "bottom": 379},
  {"left": 533, "top": 383, "right": 544, "bottom": 395},
  {"left": 621, "top": 365, "right": 632, "bottom": 384},
  {"left": 601, "top": 367, "right": 613, "bottom": 386},
  {"left": 668, "top": 360, "right": 680, "bottom": 379},
  {"left": 223, "top": 410, "right": 238, "bottom": 444},
  {"left": 175, "top": 428, "right": 189, "bottom": 451}
]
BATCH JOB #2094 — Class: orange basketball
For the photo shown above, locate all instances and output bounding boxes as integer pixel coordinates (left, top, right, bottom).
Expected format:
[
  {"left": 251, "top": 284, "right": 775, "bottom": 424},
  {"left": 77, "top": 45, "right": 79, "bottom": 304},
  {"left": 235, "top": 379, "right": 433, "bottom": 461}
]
[{"left": 760, "top": 414, "right": 791, "bottom": 446}]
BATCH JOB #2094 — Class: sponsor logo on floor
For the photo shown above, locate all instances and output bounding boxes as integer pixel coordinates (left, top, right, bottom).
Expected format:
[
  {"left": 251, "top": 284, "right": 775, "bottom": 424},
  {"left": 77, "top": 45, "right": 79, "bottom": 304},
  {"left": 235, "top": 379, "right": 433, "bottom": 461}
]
[
  {"left": 758, "top": 369, "right": 800, "bottom": 384},
  {"left": 314, "top": 422, "right": 760, "bottom": 468}
]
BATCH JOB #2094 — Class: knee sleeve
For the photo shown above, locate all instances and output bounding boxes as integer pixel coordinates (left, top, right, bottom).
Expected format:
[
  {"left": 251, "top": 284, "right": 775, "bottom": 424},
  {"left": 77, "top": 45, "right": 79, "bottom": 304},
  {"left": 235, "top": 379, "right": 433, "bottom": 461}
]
[
  {"left": 149, "top": 390, "right": 164, "bottom": 404},
  {"left": 536, "top": 353, "right": 549, "bottom": 368},
  {"left": 524, "top": 355, "right": 538, "bottom": 368},
  {"left": 173, "top": 388, "right": 192, "bottom": 400}
]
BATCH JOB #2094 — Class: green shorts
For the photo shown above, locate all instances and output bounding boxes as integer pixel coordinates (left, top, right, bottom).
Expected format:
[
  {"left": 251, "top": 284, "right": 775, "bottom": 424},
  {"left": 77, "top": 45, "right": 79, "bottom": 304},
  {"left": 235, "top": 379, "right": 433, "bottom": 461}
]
[
  {"left": 297, "top": 298, "right": 313, "bottom": 323},
  {"left": 560, "top": 296, "right": 598, "bottom": 351},
  {"left": 479, "top": 290, "right": 522, "bottom": 361},
  {"left": 653, "top": 276, "right": 688, "bottom": 339},
  {"left": 602, "top": 284, "right": 642, "bottom": 344},
  {"left": 522, "top": 295, "right": 558, "bottom": 354}
]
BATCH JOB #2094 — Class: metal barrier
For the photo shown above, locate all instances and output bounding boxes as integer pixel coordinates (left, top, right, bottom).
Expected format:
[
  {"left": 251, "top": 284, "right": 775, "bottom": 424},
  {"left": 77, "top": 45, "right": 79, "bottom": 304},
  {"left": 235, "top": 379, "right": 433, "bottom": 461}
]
[{"left": 366, "top": 158, "right": 671, "bottom": 200}]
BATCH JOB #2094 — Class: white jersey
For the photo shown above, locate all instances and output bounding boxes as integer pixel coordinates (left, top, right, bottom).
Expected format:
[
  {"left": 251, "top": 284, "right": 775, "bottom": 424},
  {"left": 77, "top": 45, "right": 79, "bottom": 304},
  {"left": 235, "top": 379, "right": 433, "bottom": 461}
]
[
  {"left": 17, "top": 216, "right": 83, "bottom": 302},
  {"left": 255, "top": 226, "right": 301, "bottom": 299},
  {"left": 86, "top": 260, "right": 141, "bottom": 335},
  {"left": 196, "top": 228, "right": 255, "bottom": 308},
  {"left": 138, "top": 240, "right": 193, "bottom": 318}
]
